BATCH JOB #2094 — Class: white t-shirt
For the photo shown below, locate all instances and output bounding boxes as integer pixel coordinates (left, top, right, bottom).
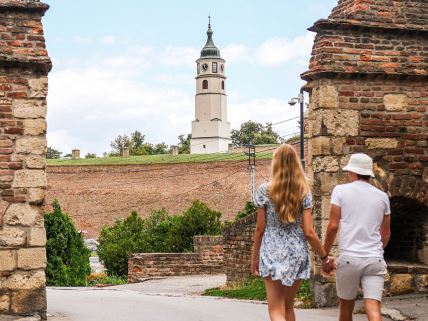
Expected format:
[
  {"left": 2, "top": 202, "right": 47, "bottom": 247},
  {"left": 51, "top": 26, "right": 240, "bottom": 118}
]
[{"left": 331, "top": 181, "right": 391, "bottom": 258}]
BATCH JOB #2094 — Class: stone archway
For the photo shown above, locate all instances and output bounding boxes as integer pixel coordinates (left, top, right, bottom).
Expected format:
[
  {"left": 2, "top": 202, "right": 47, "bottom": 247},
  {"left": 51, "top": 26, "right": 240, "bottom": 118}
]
[
  {"left": 303, "top": 0, "right": 428, "bottom": 307},
  {"left": 0, "top": 1, "right": 51, "bottom": 319}
]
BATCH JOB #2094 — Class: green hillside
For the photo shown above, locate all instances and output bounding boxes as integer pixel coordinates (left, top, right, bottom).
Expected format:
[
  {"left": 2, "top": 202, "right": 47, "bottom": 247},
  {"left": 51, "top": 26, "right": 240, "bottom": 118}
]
[{"left": 46, "top": 151, "right": 274, "bottom": 166}]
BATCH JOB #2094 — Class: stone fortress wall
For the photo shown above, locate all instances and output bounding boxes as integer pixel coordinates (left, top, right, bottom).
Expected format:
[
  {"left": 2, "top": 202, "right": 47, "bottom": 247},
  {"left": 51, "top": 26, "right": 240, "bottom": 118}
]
[
  {"left": 45, "top": 160, "right": 271, "bottom": 238},
  {"left": 0, "top": 0, "right": 51, "bottom": 318},
  {"left": 302, "top": 0, "right": 428, "bottom": 307},
  {"left": 128, "top": 235, "right": 224, "bottom": 283}
]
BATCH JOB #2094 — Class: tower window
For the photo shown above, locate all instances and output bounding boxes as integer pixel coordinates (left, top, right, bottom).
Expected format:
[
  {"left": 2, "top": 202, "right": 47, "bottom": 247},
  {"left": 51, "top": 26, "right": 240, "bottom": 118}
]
[
  {"left": 212, "top": 62, "right": 218, "bottom": 73},
  {"left": 222, "top": 80, "right": 225, "bottom": 90},
  {"left": 197, "top": 63, "right": 200, "bottom": 74},
  {"left": 202, "top": 80, "right": 208, "bottom": 89}
]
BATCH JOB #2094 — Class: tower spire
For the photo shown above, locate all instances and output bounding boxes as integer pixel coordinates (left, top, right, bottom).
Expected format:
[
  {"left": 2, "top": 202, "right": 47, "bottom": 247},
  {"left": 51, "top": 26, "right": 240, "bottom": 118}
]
[{"left": 200, "top": 15, "right": 220, "bottom": 58}]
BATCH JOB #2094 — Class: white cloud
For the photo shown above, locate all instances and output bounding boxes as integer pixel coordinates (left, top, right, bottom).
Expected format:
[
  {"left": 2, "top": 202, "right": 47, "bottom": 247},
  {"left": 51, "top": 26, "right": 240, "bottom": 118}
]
[
  {"left": 222, "top": 44, "right": 252, "bottom": 63},
  {"left": 255, "top": 32, "right": 315, "bottom": 67},
  {"left": 100, "top": 36, "right": 117, "bottom": 45},
  {"left": 158, "top": 46, "right": 199, "bottom": 66},
  {"left": 229, "top": 98, "right": 301, "bottom": 138}
]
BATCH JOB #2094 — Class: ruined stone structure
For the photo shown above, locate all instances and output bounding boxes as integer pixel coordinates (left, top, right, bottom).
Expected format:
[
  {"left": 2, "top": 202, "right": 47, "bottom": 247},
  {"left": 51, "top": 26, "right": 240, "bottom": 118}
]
[
  {"left": 0, "top": 0, "right": 51, "bottom": 318},
  {"left": 302, "top": 0, "right": 428, "bottom": 306},
  {"left": 128, "top": 235, "right": 224, "bottom": 282}
]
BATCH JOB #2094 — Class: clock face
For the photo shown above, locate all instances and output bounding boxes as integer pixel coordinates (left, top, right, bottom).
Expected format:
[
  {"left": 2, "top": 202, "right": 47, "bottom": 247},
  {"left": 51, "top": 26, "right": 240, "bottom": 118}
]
[
  {"left": 202, "top": 63, "right": 208, "bottom": 71},
  {"left": 220, "top": 64, "right": 224, "bottom": 72}
]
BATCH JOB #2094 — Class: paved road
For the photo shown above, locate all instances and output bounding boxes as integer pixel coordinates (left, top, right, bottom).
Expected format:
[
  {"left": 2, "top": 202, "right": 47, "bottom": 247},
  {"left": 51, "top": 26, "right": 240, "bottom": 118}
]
[
  {"left": 47, "top": 287, "right": 374, "bottom": 321},
  {"left": 47, "top": 275, "right": 374, "bottom": 321}
]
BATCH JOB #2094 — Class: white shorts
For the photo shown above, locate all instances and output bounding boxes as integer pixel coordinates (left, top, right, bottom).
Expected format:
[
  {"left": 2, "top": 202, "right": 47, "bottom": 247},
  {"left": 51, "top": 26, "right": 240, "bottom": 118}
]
[{"left": 336, "top": 255, "right": 387, "bottom": 302}]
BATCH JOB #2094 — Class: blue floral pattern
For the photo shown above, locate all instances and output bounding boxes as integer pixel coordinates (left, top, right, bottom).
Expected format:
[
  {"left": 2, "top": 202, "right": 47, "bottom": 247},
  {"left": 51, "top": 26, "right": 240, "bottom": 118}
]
[{"left": 255, "top": 182, "right": 313, "bottom": 286}]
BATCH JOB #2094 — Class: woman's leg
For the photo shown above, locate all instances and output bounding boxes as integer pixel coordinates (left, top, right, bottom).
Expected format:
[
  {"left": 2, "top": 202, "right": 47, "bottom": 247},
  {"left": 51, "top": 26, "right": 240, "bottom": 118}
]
[
  {"left": 284, "top": 280, "right": 301, "bottom": 321},
  {"left": 264, "top": 277, "right": 286, "bottom": 321}
]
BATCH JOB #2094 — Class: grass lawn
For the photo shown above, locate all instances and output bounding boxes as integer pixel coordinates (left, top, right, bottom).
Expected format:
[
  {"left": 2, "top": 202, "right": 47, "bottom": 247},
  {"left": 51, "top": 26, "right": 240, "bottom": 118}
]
[
  {"left": 202, "top": 277, "right": 315, "bottom": 308},
  {"left": 47, "top": 151, "right": 274, "bottom": 166}
]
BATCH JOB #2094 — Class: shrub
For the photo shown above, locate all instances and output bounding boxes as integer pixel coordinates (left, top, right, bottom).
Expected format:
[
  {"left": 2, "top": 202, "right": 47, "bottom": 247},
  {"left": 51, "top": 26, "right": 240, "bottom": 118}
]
[
  {"left": 97, "top": 201, "right": 222, "bottom": 277},
  {"left": 169, "top": 200, "right": 222, "bottom": 252},
  {"left": 87, "top": 272, "right": 127, "bottom": 286},
  {"left": 97, "top": 211, "right": 146, "bottom": 277},
  {"left": 45, "top": 200, "right": 91, "bottom": 286},
  {"left": 236, "top": 201, "right": 257, "bottom": 221}
]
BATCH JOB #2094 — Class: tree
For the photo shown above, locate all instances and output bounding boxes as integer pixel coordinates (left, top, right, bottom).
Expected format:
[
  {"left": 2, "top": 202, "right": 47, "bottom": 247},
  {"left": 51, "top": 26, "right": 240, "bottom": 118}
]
[
  {"left": 110, "top": 134, "right": 131, "bottom": 155},
  {"left": 44, "top": 200, "right": 90, "bottom": 286},
  {"left": 47, "top": 147, "right": 62, "bottom": 159},
  {"left": 231, "top": 121, "right": 280, "bottom": 146},
  {"left": 178, "top": 134, "right": 191, "bottom": 154},
  {"left": 85, "top": 153, "right": 97, "bottom": 158},
  {"left": 130, "top": 130, "right": 145, "bottom": 150}
]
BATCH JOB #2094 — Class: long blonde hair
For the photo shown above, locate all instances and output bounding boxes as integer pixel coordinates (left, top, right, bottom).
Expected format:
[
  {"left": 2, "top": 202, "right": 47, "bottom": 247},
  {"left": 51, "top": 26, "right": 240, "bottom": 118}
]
[{"left": 268, "top": 144, "right": 309, "bottom": 224}]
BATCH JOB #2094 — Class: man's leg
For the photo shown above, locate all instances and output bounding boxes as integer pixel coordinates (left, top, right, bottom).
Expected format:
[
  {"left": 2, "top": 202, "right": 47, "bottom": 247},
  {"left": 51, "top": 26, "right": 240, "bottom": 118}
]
[
  {"left": 364, "top": 299, "right": 382, "bottom": 321},
  {"left": 339, "top": 298, "right": 355, "bottom": 321}
]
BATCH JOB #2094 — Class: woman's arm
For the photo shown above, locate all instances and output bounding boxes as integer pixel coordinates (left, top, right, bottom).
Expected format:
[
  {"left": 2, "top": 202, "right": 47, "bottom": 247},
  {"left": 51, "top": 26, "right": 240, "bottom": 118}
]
[
  {"left": 302, "top": 208, "right": 327, "bottom": 259},
  {"left": 251, "top": 207, "right": 266, "bottom": 275}
]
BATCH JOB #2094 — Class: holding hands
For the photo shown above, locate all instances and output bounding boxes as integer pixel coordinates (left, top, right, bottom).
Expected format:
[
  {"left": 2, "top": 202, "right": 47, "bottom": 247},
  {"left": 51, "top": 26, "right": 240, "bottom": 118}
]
[{"left": 321, "top": 255, "right": 336, "bottom": 276}]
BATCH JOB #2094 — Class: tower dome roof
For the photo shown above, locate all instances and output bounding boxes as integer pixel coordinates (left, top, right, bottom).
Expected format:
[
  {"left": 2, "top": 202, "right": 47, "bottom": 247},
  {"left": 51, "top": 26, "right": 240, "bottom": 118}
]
[{"left": 200, "top": 17, "right": 221, "bottom": 58}]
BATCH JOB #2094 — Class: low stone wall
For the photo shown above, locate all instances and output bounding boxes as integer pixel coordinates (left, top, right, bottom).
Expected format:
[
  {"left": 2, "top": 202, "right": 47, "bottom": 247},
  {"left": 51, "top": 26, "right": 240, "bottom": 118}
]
[
  {"left": 128, "top": 235, "right": 223, "bottom": 283},
  {"left": 385, "top": 263, "right": 428, "bottom": 296},
  {"left": 222, "top": 214, "right": 256, "bottom": 284}
]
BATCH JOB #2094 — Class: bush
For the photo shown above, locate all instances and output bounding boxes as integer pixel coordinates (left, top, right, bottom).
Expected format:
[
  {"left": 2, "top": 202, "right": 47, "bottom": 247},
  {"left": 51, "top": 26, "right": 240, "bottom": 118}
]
[
  {"left": 97, "top": 211, "right": 146, "bottom": 277},
  {"left": 45, "top": 200, "right": 91, "bottom": 286},
  {"left": 236, "top": 201, "right": 257, "bottom": 221},
  {"left": 97, "top": 201, "right": 222, "bottom": 277},
  {"left": 87, "top": 272, "right": 127, "bottom": 286}
]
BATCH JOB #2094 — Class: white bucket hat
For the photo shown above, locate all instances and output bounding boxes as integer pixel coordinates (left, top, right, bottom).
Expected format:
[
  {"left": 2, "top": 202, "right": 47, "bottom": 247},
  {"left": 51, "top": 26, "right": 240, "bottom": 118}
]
[{"left": 343, "top": 153, "right": 375, "bottom": 177}]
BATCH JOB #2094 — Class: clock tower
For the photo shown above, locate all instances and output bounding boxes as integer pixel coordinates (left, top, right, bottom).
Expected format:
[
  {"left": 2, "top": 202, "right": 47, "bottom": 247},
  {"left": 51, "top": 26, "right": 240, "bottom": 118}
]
[{"left": 190, "top": 18, "right": 231, "bottom": 154}]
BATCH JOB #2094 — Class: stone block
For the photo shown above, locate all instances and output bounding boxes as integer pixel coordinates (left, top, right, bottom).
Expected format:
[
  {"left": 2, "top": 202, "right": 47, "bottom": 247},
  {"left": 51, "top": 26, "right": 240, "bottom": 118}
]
[
  {"left": 365, "top": 138, "right": 399, "bottom": 149},
  {"left": 12, "top": 170, "right": 47, "bottom": 188},
  {"left": 321, "top": 196, "right": 331, "bottom": 220},
  {"left": 23, "top": 119, "right": 47, "bottom": 135},
  {"left": 28, "top": 77, "right": 48, "bottom": 98},
  {"left": 4, "top": 203, "right": 38, "bottom": 226},
  {"left": 331, "top": 137, "right": 346, "bottom": 155},
  {"left": 12, "top": 100, "right": 47, "bottom": 119},
  {"left": 384, "top": 94, "right": 408, "bottom": 112},
  {"left": 2, "top": 271, "right": 46, "bottom": 290},
  {"left": 390, "top": 274, "right": 415, "bottom": 295},
  {"left": 28, "top": 228, "right": 46, "bottom": 247},
  {"left": 322, "top": 110, "right": 359, "bottom": 136},
  {"left": 310, "top": 137, "right": 331, "bottom": 156},
  {"left": 27, "top": 188, "right": 46, "bottom": 205},
  {"left": 417, "top": 246, "right": 428, "bottom": 265},
  {"left": 0, "top": 294, "right": 10, "bottom": 312},
  {"left": 18, "top": 248, "right": 46, "bottom": 270},
  {"left": 313, "top": 85, "right": 338, "bottom": 109},
  {"left": 0, "top": 250, "right": 16, "bottom": 271},
  {"left": 10, "top": 288, "right": 46, "bottom": 315},
  {"left": 24, "top": 155, "right": 46, "bottom": 169},
  {"left": 313, "top": 281, "right": 338, "bottom": 307},
  {"left": 318, "top": 173, "right": 339, "bottom": 194},
  {"left": 16, "top": 137, "right": 46, "bottom": 155},
  {"left": 0, "top": 227, "right": 26, "bottom": 247},
  {"left": 312, "top": 156, "right": 339, "bottom": 173}
]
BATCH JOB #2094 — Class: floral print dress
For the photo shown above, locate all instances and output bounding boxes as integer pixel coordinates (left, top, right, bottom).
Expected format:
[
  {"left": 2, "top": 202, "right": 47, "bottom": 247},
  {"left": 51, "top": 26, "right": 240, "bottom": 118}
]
[{"left": 255, "top": 182, "right": 313, "bottom": 286}]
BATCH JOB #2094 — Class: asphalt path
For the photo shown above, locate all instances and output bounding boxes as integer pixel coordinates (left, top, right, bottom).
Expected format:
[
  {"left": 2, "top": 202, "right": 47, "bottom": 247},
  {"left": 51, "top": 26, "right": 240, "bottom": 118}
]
[{"left": 47, "top": 275, "right": 373, "bottom": 321}]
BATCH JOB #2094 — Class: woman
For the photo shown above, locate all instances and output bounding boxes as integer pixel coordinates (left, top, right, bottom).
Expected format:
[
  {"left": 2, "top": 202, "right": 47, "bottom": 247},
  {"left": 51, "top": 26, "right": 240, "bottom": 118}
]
[{"left": 251, "top": 144, "right": 329, "bottom": 321}]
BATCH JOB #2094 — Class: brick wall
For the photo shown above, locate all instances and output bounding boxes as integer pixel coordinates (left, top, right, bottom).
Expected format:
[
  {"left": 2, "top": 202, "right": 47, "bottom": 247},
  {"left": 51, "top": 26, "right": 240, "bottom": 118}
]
[
  {"left": 0, "top": 1, "right": 51, "bottom": 318},
  {"left": 128, "top": 235, "right": 223, "bottom": 283},
  {"left": 302, "top": 0, "right": 428, "bottom": 307},
  {"left": 222, "top": 213, "right": 256, "bottom": 284},
  {"left": 46, "top": 160, "right": 271, "bottom": 238}
]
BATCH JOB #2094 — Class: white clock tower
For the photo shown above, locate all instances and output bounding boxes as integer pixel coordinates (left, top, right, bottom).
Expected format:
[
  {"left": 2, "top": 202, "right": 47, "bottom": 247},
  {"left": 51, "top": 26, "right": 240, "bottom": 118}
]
[{"left": 190, "top": 18, "right": 231, "bottom": 154}]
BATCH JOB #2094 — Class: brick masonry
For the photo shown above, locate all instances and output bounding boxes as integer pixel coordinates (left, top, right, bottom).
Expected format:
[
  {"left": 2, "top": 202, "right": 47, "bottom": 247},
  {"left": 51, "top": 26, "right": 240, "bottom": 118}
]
[
  {"left": 45, "top": 160, "right": 271, "bottom": 238},
  {"left": 0, "top": 0, "right": 51, "bottom": 319},
  {"left": 302, "top": 0, "right": 428, "bottom": 307},
  {"left": 128, "top": 235, "right": 224, "bottom": 282}
]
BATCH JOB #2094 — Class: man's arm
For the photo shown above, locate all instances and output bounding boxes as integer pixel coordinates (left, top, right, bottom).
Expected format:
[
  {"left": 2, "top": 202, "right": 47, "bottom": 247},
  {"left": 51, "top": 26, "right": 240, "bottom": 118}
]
[
  {"left": 323, "top": 204, "right": 341, "bottom": 256},
  {"left": 380, "top": 214, "right": 391, "bottom": 249}
]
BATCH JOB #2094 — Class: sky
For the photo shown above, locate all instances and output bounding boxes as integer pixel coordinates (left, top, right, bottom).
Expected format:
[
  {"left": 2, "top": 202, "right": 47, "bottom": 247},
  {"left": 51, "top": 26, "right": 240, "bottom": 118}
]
[{"left": 43, "top": 0, "right": 338, "bottom": 156}]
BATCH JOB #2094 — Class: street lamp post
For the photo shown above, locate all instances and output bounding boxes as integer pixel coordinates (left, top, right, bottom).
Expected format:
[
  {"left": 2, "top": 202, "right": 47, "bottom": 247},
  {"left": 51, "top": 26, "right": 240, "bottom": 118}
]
[{"left": 288, "top": 89, "right": 305, "bottom": 168}]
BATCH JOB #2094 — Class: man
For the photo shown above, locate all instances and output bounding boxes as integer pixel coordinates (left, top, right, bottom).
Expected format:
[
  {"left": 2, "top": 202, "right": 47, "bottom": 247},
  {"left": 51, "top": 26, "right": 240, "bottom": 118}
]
[{"left": 322, "top": 153, "right": 391, "bottom": 321}]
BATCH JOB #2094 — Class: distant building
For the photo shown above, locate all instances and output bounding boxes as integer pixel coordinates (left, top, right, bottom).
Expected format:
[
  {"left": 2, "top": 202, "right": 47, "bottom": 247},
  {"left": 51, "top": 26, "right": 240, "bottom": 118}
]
[{"left": 190, "top": 18, "right": 231, "bottom": 154}]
